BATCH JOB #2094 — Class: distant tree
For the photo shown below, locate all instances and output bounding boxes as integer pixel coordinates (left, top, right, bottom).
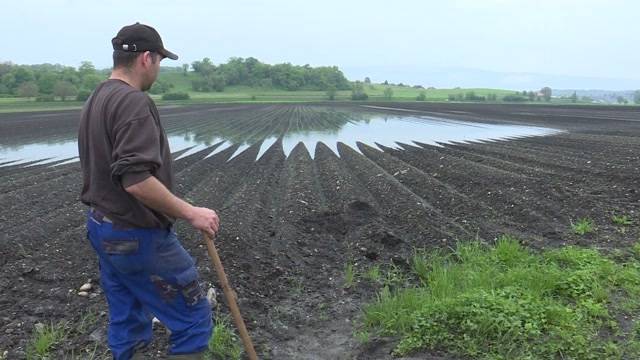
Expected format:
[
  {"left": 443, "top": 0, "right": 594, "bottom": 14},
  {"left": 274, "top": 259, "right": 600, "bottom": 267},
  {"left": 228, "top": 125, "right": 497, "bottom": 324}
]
[
  {"left": 208, "top": 74, "right": 226, "bottom": 92},
  {"left": 17, "top": 81, "right": 39, "bottom": 98},
  {"left": 0, "top": 62, "right": 12, "bottom": 78},
  {"left": 634, "top": 90, "right": 640, "bottom": 104},
  {"left": 37, "top": 73, "right": 58, "bottom": 94},
  {"left": 487, "top": 93, "right": 498, "bottom": 101},
  {"left": 448, "top": 94, "right": 456, "bottom": 101},
  {"left": 76, "top": 89, "right": 92, "bottom": 101},
  {"left": 191, "top": 57, "right": 215, "bottom": 76},
  {"left": 416, "top": 91, "right": 426, "bottom": 101},
  {"left": 383, "top": 87, "right": 393, "bottom": 100},
  {"left": 351, "top": 81, "right": 368, "bottom": 100},
  {"left": 53, "top": 80, "right": 77, "bottom": 101},
  {"left": 364, "top": 77, "right": 371, "bottom": 84},
  {"left": 464, "top": 91, "right": 485, "bottom": 101},
  {"left": 527, "top": 91, "right": 536, "bottom": 101},
  {"left": 326, "top": 86, "right": 337, "bottom": 100},
  {"left": 0, "top": 83, "right": 8, "bottom": 94},
  {"left": 540, "top": 87, "right": 552, "bottom": 101},
  {"left": 182, "top": 63, "right": 189, "bottom": 76},
  {"left": 78, "top": 61, "right": 96, "bottom": 78},
  {"left": 383, "top": 80, "right": 388, "bottom": 85},
  {"left": 1, "top": 73, "right": 16, "bottom": 92},
  {"left": 82, "top": 74, "right": 103, "bottom": 91},
  {"left": 617, "top": 96, "right": 628, "bottom": 104},
  {"left": 12, "top": 67, "right": 35, "bottom": 85}
]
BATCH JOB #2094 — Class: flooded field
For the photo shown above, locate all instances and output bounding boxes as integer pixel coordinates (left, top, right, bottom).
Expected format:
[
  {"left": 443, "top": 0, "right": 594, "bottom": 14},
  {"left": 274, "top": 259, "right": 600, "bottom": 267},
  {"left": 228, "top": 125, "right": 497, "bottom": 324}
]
[
  {"left": 0, "top": 105, "right": 560, "bottom": 166},
  {"left": 1, "top": 103, "right": 639, "bottom": 358}
]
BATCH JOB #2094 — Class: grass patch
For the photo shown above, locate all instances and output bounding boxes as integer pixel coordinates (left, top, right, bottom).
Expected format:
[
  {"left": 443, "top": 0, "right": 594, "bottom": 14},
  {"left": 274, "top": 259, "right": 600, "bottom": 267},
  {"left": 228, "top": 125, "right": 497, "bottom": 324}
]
[
  {"left": 206, "top": 316, "right": 243, "bottom": 360},
  {"left": 361, "top": 235, "right": 640, "bottom": 359},
  {"left": 572, "top": 217, "right": 596, "bottom": 235},
  {"left": 26, "top": 321, "right": 68, "bottom": 360}
]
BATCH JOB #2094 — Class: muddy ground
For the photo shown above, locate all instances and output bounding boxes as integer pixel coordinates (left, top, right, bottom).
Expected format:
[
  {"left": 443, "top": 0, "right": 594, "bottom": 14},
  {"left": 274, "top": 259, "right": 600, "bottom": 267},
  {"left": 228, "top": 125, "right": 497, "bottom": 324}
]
[{"left": 0, "top": 103, "right": 639, "bottom": 359}]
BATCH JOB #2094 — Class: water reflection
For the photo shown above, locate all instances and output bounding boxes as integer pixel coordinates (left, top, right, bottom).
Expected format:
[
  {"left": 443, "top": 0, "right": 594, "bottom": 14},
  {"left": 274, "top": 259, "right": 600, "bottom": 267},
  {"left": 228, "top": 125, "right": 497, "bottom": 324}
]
[{"left": 0, "top": 106, "right": 561, "bottom": 166}]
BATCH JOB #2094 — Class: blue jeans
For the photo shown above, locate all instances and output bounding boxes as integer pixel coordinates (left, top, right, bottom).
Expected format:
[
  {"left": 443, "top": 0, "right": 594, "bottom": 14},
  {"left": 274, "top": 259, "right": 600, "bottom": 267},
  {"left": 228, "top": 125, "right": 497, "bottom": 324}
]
[{"left": 86, "top": 211, "right": 212, "bottom": 360}]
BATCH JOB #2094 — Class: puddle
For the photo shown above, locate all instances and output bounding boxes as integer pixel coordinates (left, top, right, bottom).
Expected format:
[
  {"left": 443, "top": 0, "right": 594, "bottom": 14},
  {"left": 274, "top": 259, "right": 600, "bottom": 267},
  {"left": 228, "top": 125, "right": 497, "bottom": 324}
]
[{"left": 0, "top": 107, "right": 561, "bottom": 167}]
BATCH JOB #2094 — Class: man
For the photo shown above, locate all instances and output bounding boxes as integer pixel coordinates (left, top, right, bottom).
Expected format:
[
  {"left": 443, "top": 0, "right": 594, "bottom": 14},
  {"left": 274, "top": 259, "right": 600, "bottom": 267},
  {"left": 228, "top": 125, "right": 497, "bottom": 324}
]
[{"left": 78, "top": 23, "right": 219, "bottom": 360}]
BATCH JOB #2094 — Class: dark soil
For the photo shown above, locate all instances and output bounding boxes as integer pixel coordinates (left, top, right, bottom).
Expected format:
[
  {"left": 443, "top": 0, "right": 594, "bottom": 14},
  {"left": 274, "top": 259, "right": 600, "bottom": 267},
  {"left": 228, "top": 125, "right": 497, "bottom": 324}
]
[{"left": 0, "top": 103, "right": 639, "bottom": 359}]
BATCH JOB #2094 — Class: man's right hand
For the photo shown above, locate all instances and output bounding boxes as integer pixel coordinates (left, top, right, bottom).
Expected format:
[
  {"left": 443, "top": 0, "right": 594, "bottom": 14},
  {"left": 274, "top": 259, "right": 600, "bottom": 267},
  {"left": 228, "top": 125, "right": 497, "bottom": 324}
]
[{"left": 187, "top": 206, "right": 220, "bottom": 238}]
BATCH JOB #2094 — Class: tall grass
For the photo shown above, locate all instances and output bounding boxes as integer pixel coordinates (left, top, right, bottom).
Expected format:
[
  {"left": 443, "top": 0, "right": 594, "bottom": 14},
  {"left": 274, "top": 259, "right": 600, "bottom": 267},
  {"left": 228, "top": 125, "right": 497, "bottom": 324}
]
[
  {"left": 362, "top": 235, "right": 640, "bottom": 359},
  {"left": 206, "top": 316, "right": 243, "bottom": 360},
  {"left": 26, "top": 321, "right": 68, "bottom": 360}
]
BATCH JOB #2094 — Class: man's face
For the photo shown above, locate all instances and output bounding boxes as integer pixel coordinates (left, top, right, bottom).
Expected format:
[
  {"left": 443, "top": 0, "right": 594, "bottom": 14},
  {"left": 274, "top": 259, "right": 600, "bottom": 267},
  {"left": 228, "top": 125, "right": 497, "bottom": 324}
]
[{"left": 140, "top": 52, "right": 162, "bottom": 91}]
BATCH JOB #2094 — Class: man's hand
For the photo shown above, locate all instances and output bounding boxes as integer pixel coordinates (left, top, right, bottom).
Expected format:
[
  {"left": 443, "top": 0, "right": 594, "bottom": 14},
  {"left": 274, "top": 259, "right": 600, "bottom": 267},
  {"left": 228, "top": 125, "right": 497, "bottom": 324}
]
[
  {"left": 187, "top": 207, "right": 220, "bottom": 238},
  {"left": 125, "top": 176, "right": 221, "bottom": 236}
]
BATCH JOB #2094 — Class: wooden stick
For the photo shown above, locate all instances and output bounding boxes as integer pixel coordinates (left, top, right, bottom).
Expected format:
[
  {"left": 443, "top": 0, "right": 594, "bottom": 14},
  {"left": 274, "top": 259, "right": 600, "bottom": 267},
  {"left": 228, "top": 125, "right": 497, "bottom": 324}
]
[{"left": 202, "top": 231, "right": 258, "bottom": 360}]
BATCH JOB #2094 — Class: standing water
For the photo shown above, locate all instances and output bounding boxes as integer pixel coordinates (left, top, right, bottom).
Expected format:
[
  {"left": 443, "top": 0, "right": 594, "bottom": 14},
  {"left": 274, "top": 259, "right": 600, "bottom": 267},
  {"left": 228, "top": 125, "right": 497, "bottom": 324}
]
[{"left": 0, "top": 106, "right": 561, "bottom": 166}]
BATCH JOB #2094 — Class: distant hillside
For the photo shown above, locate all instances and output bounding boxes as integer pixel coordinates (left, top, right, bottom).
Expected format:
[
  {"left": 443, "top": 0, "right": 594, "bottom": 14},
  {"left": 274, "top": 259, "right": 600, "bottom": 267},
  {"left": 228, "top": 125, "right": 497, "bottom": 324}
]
[
  {"left": 552, "top": 89, "right": 638, "bottom": 104},
  {"left": 342, "top": 65, "right": 640, "bottom": 91}
]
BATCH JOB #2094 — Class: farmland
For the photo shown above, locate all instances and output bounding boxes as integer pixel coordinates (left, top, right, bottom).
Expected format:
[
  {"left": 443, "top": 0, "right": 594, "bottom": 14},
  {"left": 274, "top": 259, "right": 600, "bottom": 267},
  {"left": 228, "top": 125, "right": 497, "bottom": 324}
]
[{"left": 0, "top": 103, "right": 639, "bottom": 358}]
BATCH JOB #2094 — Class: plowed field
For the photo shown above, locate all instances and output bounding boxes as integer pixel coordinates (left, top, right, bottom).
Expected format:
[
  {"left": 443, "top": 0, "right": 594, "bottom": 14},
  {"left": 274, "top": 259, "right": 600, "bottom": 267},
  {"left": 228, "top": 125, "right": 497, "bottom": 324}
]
[{"left": 1, "top": 103, "right": 638, "bottom": 359}]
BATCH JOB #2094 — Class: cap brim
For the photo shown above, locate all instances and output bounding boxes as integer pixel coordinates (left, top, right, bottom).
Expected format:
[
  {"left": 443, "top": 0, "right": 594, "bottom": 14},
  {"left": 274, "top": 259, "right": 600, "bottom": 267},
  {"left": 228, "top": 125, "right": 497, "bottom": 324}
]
[{"left": 158, "top": 48, "right": 178, "bottom": 60}]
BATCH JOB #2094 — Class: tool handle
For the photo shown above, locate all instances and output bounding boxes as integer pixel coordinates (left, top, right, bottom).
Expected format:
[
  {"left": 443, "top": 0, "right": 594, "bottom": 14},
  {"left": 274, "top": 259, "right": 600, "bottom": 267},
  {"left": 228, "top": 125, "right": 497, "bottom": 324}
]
[{"left": 203, "top": 231, "right": 258, "bottom": 360}]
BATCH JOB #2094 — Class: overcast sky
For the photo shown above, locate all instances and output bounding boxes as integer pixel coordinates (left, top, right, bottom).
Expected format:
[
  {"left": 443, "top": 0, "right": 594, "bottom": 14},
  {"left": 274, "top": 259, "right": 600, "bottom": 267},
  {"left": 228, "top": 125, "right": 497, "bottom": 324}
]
[{"left": 2, "top": 0, "right": 638, "bottom": 89}]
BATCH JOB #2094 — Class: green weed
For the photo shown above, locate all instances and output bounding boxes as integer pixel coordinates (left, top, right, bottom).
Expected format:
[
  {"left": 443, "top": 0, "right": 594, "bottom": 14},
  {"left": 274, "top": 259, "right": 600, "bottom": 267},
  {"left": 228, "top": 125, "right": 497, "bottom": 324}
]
[
  {"left": 410, "top": 248, "right": 430, "bottom": 284},
  {"left": 381, "top": 264, "right": 408, "bottom": 289},
  {"left": 612, "top": 214, "right": 633, "bottom": 226},
  {"left": 206, "top": 316, "right": 243, "bottom": 360},
  {"left": 344, "top": 262, "right": 356, "bottom": 288},
  {"left": 76, "top": 311, "right": 98, "bottom": 334},
  {"left": 26, "top": 321, "right": 68, "bottom": 360},
  {"left": 361, "top": 236, "right": 640, "bottom": 359},
  {"left": 364, "top": 265, "right": 382, "bottom": 283},
  {"left": 572, "top": 217, "right": 595, "bottom": 235},
  {"left": 354, "top": 329, "right": 371, "bottom": 344}
]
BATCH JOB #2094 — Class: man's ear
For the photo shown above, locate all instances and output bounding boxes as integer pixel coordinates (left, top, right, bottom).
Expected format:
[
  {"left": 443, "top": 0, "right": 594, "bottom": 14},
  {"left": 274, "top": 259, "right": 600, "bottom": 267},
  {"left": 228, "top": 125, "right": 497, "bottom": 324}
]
[{"left": 141, "top": 51, "right": 154, "bottom": 67}]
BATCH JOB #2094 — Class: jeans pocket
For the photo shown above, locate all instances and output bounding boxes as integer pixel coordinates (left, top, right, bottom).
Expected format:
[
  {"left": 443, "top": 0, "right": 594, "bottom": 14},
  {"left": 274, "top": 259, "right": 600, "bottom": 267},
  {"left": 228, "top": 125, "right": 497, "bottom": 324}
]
[{"left": 102, "top": 237, "right": 147, "bottom": 274}]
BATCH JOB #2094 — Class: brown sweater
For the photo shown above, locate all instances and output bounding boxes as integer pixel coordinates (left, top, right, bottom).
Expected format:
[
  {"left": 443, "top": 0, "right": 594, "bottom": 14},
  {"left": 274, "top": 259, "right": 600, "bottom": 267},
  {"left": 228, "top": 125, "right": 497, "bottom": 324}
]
[{"left": 78, "top": 79, "right": 174, "bottom": 228}]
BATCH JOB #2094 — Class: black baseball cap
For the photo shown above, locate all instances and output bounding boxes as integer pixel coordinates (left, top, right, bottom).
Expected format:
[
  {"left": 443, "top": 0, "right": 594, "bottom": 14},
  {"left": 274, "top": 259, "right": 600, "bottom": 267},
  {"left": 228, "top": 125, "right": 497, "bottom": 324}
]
[{"left": 112, "top": 22, "right": 178, "bottom": 60}]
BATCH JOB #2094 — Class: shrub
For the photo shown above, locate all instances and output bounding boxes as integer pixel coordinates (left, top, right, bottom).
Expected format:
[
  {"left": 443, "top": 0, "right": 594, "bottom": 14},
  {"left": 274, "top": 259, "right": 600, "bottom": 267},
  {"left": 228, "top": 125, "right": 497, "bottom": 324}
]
[
  {"left": 464, "top": 91, "right": 486, "bottom": 101},
  {"left": 383, "top": 87, "right": 394, "bottom": 100},
  {"left": 351, "top": 92, "right": 369, "bottom": 101},
  {"left": 503, "top": 94, "right": 528, "bottom": 102},
  {"left": 76, "top": 89, "right": 92, "bottom": 101},
  {"left": 351, "top": 81, "right": 369, "bottom": 101},
  {"left": 416, "top": 92, "right": 426, "bottom": 101},
  {"left": 162, "top": 92, "right": 190, "bottom": 101},
  {"left": 35, "top": 94, "right": 55, "bottom": 102}
]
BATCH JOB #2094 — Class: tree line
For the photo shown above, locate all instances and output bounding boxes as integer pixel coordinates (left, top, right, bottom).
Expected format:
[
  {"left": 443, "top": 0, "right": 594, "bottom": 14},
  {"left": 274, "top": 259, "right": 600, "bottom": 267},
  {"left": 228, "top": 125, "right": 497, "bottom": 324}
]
[
  {"left": 188, "top": 57, "right": 351, "bottom": 92},
  {"left": 0, "top": 61, "right": 106, "bottom": 101},
  {"left": 447, "top": 87, "right": 554, "bottom": 103}
]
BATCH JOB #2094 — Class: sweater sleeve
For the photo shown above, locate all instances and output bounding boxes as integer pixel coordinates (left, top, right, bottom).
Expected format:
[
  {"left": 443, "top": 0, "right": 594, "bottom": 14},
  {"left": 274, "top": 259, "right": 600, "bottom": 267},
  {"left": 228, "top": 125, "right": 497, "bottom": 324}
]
[{"left": 109, "top": 93, "right": 163, "bottom": 188}]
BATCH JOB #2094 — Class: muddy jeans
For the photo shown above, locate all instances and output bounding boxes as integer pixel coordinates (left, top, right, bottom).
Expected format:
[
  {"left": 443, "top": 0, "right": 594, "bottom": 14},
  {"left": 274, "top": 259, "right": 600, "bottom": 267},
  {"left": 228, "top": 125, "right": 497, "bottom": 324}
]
[{"left": 86, "top": 211, "right": 212, "bottom": 360}]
